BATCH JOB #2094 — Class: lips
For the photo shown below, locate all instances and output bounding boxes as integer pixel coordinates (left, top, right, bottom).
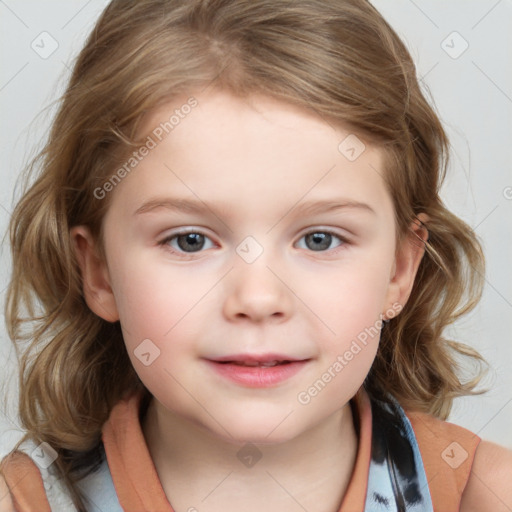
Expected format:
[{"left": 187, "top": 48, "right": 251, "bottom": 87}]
[
  {"left": 209, "top": 353, "right": 307, "bottom": 366},
  {"left": 205, "top": 354, "right": 311, "bottom": 387}
]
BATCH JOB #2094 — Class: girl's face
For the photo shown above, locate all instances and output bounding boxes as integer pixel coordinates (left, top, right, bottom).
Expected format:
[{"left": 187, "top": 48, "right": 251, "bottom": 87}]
[{"left": 76, "top": 90, "right": 424, "bottom": 443}]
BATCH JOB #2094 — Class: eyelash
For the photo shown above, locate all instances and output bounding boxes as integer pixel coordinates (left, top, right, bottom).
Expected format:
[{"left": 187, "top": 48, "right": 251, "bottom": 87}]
[{"left": 157, "top": 228, "right": 350, "bottom": 257}]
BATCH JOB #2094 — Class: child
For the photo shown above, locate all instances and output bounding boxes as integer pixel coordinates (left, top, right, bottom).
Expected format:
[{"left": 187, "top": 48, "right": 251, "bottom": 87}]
[{"left": 1, "top": 0, "right": 511, "bottom": 510}]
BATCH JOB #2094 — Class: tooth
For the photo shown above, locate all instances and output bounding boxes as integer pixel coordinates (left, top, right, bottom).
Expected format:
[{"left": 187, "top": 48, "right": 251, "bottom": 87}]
[{"left": 226, "top": 360, "right": 290, "bottom": 367}]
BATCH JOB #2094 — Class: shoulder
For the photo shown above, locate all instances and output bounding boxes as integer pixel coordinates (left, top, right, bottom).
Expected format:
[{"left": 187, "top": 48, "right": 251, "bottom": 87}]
[
  {"left": 0, "top": 450, "right": 51, "bottom": 511},
  {"left": 0, "top": 474, "right": 16, "bottom": 512},
  {"left": 459, "top": 440, "right": 512, "bottom": 512}
]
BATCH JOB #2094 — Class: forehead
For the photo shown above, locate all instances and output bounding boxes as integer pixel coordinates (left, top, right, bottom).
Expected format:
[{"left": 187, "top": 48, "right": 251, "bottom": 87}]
[{"left": 108, "top": 90, "right": 393, "bottom": 221}]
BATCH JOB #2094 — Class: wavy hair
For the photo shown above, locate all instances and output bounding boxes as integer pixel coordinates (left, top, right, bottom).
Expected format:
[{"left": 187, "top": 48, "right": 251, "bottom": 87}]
[{"left": 3, "top": 0, "right": 486, "bottom": 508}]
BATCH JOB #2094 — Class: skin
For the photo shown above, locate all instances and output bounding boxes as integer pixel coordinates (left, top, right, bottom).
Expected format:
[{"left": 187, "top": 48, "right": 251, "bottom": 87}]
[
  {"left": 71, "top": 89, "right": 433, "bottom": 511},
  {"left": 460, "top": 441, "right": 512, "bottom": 512}
]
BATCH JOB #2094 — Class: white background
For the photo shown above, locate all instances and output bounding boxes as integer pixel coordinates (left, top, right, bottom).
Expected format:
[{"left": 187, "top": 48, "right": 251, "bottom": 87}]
[{"left": 1, "top": 0, "right": 511, "bottom": 460}]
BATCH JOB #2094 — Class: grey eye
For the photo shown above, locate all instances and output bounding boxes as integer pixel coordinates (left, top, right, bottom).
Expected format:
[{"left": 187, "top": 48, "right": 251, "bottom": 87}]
[{"left": 297, "top": 231, "right": 345, "bottom": 252}]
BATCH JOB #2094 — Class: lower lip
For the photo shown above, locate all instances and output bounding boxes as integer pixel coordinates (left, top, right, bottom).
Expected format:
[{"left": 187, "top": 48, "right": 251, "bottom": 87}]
[{"left": 204, "top": 360, "right": 309, "bottom": 387}]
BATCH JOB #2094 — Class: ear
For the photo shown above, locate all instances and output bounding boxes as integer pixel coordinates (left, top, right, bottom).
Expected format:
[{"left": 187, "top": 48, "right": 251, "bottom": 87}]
[
  {"left": 70, "top": 226, "right": 119, "bottom": 322},
  {"left": 383, "top": 213, "right": 429, "bottom": 318}
]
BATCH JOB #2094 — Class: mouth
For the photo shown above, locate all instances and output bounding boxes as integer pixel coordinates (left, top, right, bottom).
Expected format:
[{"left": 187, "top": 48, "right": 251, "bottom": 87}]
[
  {"left": 208, "top": 353, "right": 309, "bottom": 366},
  {"left": 215, "top": 359, "right": 297, "bottom": 367},
  {"left": 204, "top": 354, "right": 311, "bottom": 387}
]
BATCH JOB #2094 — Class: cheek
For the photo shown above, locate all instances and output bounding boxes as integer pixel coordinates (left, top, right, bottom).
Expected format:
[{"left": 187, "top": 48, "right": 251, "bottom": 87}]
[
  {"left": 108, "top": 249, "right": 200, "bottom": 338},
  {"left": 296, "top": 270, "right": 387, "bottom": 408},
  {"left": 106, "top": 249, "right": 219, "bottom": 390},
  {"left": 299, "top": 254, "right": 392, "bottom": 384},
  {"left": 305, "top": 254, "right": 392, "bottom": 335},
  {"left": 108, "top": 256, "right": 201, "bottom": 401}
]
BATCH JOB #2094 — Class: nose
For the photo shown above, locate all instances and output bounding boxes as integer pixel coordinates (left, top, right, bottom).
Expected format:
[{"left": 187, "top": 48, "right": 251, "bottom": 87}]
[{"left": 222, "top": 254, "right": 293, "bottom": 323}]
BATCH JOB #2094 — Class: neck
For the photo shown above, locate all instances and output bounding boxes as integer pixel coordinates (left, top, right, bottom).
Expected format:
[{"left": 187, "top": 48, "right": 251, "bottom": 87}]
[{"left": 142, "top": 398, "right": 359, "bottom": 512}]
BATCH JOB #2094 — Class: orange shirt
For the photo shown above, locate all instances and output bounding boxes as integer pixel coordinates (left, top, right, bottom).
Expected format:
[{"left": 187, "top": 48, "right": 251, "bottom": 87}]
[{"left": 1, "top": 388, "right": 480, "bottom": 511}]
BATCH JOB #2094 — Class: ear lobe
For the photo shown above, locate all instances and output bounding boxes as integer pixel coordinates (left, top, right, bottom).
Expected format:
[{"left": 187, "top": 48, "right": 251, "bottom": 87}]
[
  {"left": 70, "top": 226, "right": 119, "bottom": 322},
  {"left": 384, "top": 213, "right": 429, "bottom": 316}
]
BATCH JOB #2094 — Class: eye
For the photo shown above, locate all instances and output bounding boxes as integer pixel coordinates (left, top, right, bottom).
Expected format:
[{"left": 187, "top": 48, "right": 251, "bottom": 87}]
[
  {"left": 295, "top": 230, "right": 348, "bottom": 252},
  {"left": 159, "top": 230, "right": 215, "bottom": 254},
  {"left": 158, "top": 228, "right": 348, "bottom": 256}
]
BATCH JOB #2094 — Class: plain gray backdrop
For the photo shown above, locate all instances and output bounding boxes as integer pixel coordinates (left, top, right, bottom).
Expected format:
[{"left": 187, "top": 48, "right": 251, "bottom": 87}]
[{"left": 1, "top": 0, "right": 511, "bottom": 461}]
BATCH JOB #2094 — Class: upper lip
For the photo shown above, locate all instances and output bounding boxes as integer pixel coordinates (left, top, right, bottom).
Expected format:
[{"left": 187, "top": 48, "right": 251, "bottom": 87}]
[{"left": 208, "top": 353, "right": 309, "bottom": 363}]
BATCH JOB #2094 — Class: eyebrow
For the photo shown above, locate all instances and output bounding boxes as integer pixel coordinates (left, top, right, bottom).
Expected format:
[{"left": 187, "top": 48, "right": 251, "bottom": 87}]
[{"left": 134, "top": 197, "right": 376, "bottom": 217}]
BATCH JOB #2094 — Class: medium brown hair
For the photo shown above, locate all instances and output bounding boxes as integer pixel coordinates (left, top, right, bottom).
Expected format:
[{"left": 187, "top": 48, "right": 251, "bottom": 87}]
[{"left": 4, "top": 0, "right": 486, "bottom": 508}]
